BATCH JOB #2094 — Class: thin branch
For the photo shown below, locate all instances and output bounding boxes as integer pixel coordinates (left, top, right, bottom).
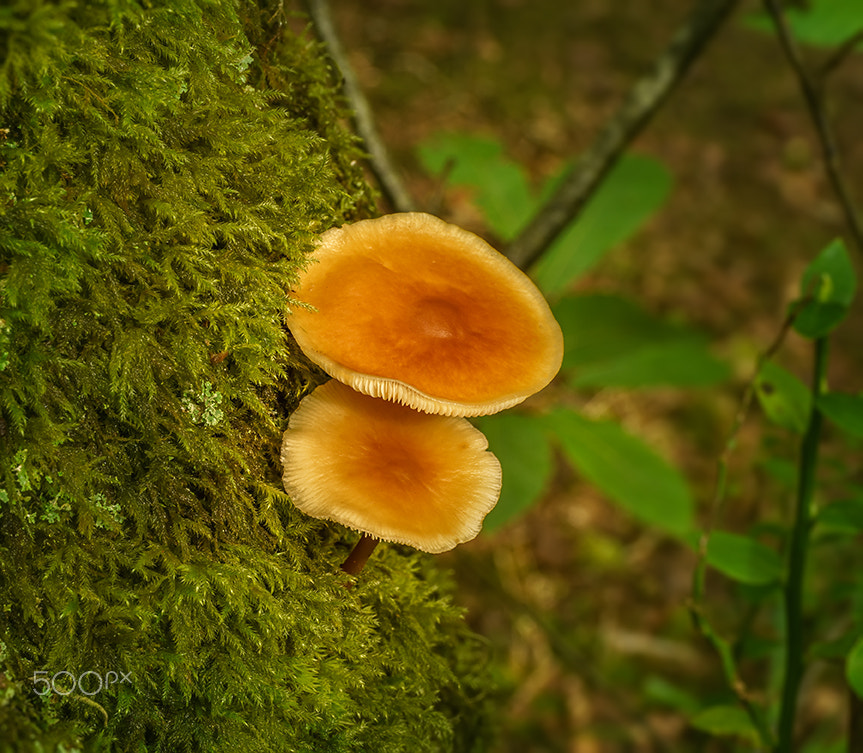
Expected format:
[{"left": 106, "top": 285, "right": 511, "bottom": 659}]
[
  {"left": 304, "top": 0, "right": 416, "bottom": 213},
  {"left": 763, "top": 0, "right": 863, "bottom": 255},
  {"left": 818, "top": 28, "right": 863, "bottom": 80},
  {"left": 697, "top": 297, "right": 806, "bottom": 551},
  {"left": 505, "top": 0, "right": 739, "bottom": 270}
]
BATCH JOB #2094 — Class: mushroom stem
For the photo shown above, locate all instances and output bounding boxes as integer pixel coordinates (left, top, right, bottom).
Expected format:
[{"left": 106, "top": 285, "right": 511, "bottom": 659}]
[{"left": 340, "top": 533, "right": 379, "bottom": 576}]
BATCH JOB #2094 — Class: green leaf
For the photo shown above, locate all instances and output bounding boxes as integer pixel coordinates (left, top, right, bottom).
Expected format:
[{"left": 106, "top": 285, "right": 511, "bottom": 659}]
[
  {"left": 532, "top": 154, "right": 672, "bottom": 296},
  {"left": 415, "top": 132, "right": 535, "bottom": 240},
  {"left": 846, "top": 637, "right": 863, "bottom": 699},
  {"left": 760, "top": 457, "right": 798, "bottom": 489},
  {"left": 553, "top": 293, "right": 728, "bottom": 388},
  {"left": 793, "top": 239, "right": 856, "bottom": 339},
  {"left": 690, "top": 705, "right": 759, "bottom": 737},
  {"left": 746, "top": 0, "right": 863, "bottom": 48},
  {"left": 547, "top": 409, "right": 694, "bottom": 538},
  {"left": 474, "top": 412, "right": 554, "bottom": 533},
  {"left": 810, "top": 631, "right": 859, "bottom": 661},
  {"left": 755, "top": 360, "right": 811, "bottom": 433},
  {"left": 555, "top": 293, "right": 673, "bottom": 367},
  {"left": 706, "top": 530, "right": 783, "bottom": 586},
  {"left": 572, "top": 340, "right": 727, "bottom": 389},
  {"left": 643, "top": 675, "right": 701, "bottom": 715},
  {"left": 817, "top": 498, "right": 863, "bottom": 532},
  {"left": 818, "top": 392, "right": 863, "bottom": 437}
]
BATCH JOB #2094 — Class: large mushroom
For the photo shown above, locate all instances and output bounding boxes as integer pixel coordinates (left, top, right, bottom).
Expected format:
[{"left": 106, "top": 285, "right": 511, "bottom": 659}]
[
  {"left": 281, "top": 380, "right": 502, "bottom": 572},
  {"left": 287, "top": 212, "right": 563, "bottom": 417}
]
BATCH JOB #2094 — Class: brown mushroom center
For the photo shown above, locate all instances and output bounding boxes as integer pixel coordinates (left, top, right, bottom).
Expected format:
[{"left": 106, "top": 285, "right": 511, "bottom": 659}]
[
  {"left": 362, "top": 436, "right": 429, "bottom": 498},
  {"left": 412, "top": 297, "right": 463, "bottom": 341}
]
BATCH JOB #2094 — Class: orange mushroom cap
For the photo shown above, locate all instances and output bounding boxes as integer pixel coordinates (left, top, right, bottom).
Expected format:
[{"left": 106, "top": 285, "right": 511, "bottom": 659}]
[
  {"left": 287, "top": 213, "right": 564, "bottom": 416},
  {"left": 280, "top": 380, "right": 502, "bottom": 554}
]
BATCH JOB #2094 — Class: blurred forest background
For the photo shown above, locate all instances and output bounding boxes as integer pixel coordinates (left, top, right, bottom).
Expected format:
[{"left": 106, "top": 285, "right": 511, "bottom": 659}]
[{"left": 311, "top": 0, "right": 863, "bottom": 750}]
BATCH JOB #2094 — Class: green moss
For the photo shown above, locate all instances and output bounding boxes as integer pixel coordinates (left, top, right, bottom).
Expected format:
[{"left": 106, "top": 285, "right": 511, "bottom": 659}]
[{"left": 0, "top": 2, "right": 498, "bottom": 750}]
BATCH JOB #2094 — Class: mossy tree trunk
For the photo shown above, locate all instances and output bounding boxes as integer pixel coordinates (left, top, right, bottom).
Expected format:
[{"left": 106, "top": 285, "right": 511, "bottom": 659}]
[{"left": 0, "top": 2, "right": 496, "bottom": 751}]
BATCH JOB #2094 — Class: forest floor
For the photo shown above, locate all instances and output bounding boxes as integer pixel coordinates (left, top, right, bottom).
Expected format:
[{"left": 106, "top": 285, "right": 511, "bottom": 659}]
[{"left": 323, "top": 1, "right": 863, "bottom": 750}]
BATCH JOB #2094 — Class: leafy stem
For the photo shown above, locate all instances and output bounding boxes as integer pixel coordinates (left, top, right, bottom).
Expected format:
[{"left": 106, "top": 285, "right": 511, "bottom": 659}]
[
  {"left": 688, "top": 297, "right": 812, "bottom": 750},
  {"left": 775, "top": 335, "right": 829, "bottom": 752}
]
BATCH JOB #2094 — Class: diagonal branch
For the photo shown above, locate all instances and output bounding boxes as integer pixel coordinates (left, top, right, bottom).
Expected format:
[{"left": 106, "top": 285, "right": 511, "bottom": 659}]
[
  {"left": 505, "top": 0, "right": 739, "bottom": 270},
  {"left": 304, "top": 0, "right": 416, "bottom": 213},
  {"left": 818, "top": 28, "right": 863, "bottom": 80},
  {"left": 763, "top": 0, "right": 863, "bottom": 255}
]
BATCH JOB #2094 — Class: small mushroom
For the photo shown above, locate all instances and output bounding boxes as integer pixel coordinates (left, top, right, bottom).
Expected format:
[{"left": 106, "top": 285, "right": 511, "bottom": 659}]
[
  {"left": 287, "top": 212, "right": 563, "bottom": 417},
  {"left": 281, "top": 380, "right": 502, "bottom": 569}
]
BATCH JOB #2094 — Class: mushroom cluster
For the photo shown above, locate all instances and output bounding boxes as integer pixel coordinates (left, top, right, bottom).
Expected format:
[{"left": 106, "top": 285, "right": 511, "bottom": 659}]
[{"left": 281, "top": 212, "right": 563, "bottom": 574}]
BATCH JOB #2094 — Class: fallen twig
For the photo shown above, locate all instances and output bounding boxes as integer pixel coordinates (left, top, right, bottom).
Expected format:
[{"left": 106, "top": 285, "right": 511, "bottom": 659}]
[
  {"left": 304, "top": 0, "right": 416, "bottom": 213},
  {"left": 818, "top": 28, "right": 863, "bottom": 80},
  {"left": 505, "top": 0, "right": 739, "bottom": 270}
]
